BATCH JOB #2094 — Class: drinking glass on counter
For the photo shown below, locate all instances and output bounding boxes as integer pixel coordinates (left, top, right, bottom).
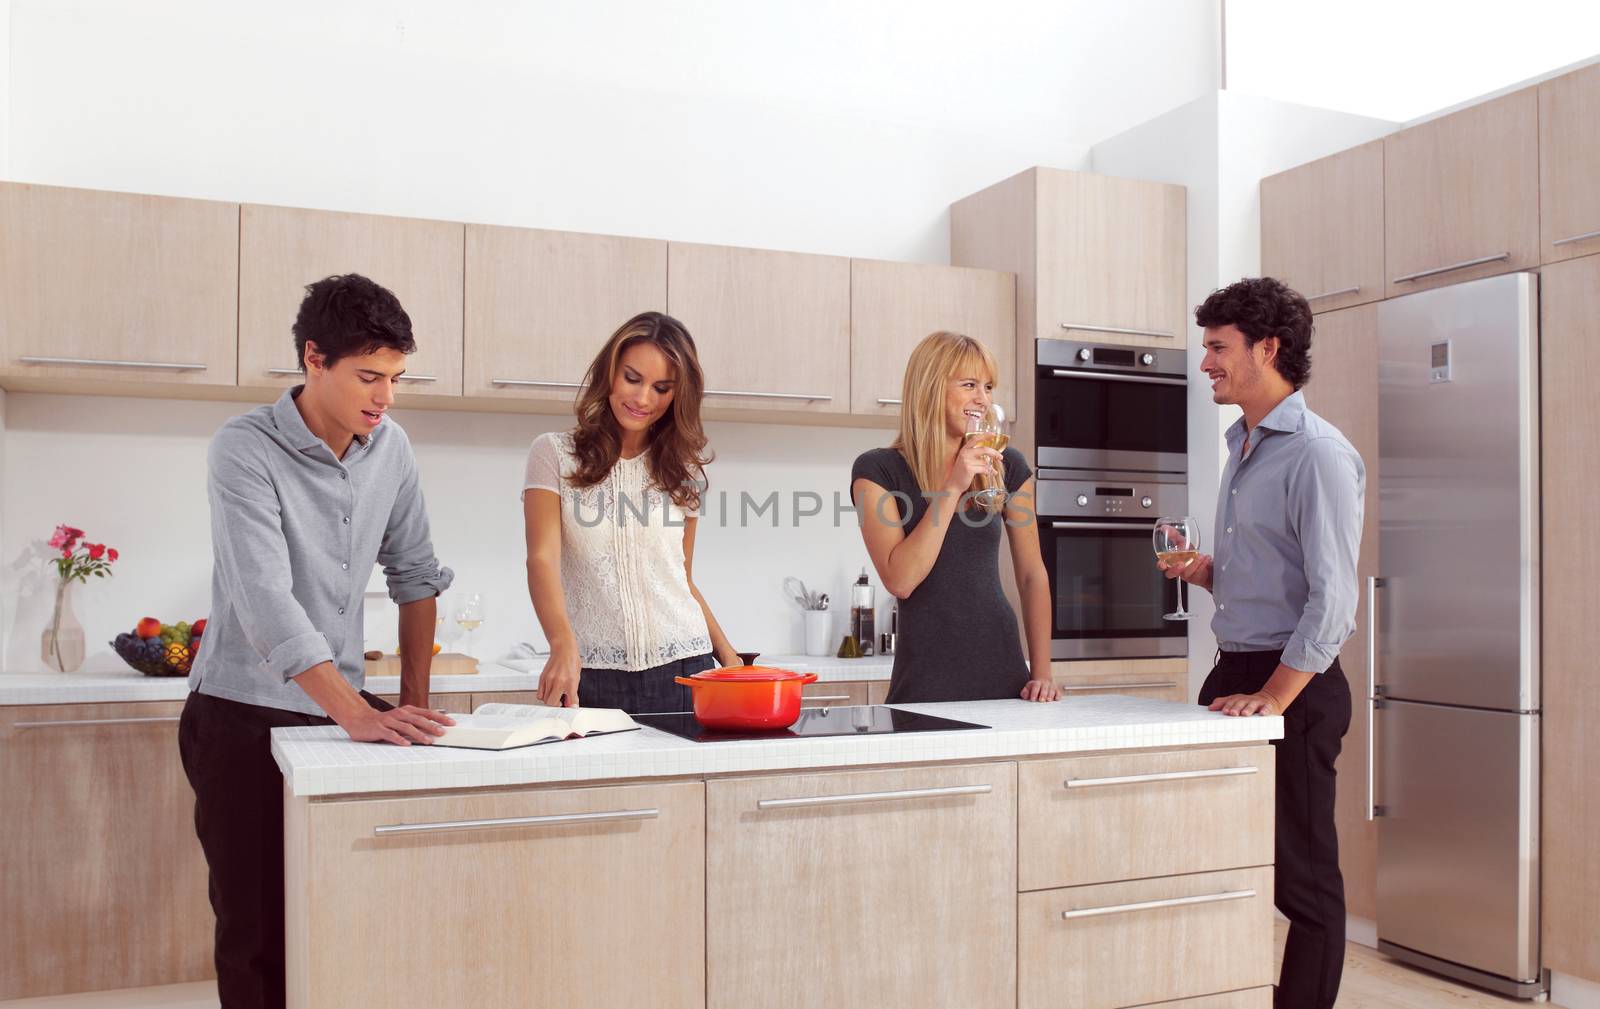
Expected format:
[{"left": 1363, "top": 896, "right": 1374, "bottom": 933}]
[
  {"left": 1152, "top": 517, "right": 1199, "bottom": 622},
  {"left": 454, "top": 592, "right": 484, "bottom": 658},
  {"left": 963, "top": 404, "right": 1010, "bottom": 506}
]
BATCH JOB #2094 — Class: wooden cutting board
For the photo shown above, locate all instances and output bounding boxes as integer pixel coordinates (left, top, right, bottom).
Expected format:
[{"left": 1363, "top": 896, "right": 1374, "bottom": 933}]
[{"left": 363, "top": 652, "right": 479, "bottom": 676}]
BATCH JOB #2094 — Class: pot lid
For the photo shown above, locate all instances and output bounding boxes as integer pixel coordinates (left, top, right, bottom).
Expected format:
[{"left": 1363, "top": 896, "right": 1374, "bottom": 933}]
[{"left": 690, "top": 665, "right": 809, "bottom": 682}]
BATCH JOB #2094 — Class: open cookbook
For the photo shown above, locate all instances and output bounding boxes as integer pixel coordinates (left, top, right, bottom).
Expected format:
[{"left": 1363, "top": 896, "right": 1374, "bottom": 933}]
[{"left": 429, "top": 702, "right": 641, "bottom": 751}]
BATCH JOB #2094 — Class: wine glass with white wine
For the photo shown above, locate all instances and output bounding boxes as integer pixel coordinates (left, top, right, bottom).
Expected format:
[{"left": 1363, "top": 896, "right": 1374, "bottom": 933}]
[
  {"left": 962, "top": 403, "right": 1010, "bottom": 507},
  {"left": 1152, "top": 517, "right": 1200, "bottom": 622},
  {"left": 454, "top": 593, "right": 484, "bottom": 659}
]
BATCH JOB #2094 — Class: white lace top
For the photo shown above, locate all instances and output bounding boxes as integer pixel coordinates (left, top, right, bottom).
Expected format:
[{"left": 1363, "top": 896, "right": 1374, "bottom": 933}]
[{"left": 522, "top": 431, "right": 712, "bottom": 671}]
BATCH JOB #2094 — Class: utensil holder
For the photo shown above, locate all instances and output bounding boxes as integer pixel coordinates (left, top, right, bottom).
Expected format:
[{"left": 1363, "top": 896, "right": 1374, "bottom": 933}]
[{"left": 804, "top": 610, "right": 831, "bottom": 657}]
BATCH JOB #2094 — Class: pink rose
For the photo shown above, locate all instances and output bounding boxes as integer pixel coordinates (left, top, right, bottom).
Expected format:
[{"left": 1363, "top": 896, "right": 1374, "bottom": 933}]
[
  {"left": 107, "top": 548, "right": 119, "bottom": 562},
  {"left": 87, "top": 543, "right": 105, "bottom": 560},
  {"left": 48, "top": 525, "right": 71, "bottom": 549}
]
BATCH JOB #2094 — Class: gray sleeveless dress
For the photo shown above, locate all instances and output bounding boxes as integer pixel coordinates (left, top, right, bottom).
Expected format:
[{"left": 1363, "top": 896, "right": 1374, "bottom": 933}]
[{"left": 850, "top": 447, "right": 1033, "bottom": 703}]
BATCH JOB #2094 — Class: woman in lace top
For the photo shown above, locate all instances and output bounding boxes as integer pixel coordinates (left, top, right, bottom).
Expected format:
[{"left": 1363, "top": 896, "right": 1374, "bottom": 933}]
[
  {"left": 522, "top": 312, "right": 739, "bottom": 711},
  {"left": 850, "top": 331, "right": 1059, "bottom": 704}
]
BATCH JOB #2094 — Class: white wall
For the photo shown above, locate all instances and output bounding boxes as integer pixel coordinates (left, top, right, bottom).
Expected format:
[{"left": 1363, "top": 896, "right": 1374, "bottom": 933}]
[
  {"left": 1, "top": 0, "right": 10, "bottom": 174},
  {"left": 1090, "top": 91, "right": 1395, "bottom": 697},
  {"left": 1, "top": 393, "right": 893, "bottom": 672},
  {"left": 3, "top": 0, "right": 1223, "bottom": 263},
  {"left": 1226, "top": 0, "right": 1600, "bottom": 121}
]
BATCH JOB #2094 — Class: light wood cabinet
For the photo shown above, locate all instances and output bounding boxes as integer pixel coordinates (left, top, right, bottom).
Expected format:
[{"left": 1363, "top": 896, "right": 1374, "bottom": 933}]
[
  {"left": 285, "top": 780, "right": 705, "bottom": 1009},
  {"left": 1018, "top": 745, "right": 1274, "bottom": 891},
  {"left": 705, "top": 762, "right": 1016, "bottom": 1009},
  {"left": 1384, "top": 88, "right": 1539, "bottom": 297},
  {"left": 849, "top": 258, "right": 1016, "bottom": 418},
  {"left": 0, "top": 702, "right": 213, "bottom": 1000},
  {"left": 1539, "top": 253, "right": 1600, "bottom": 981},
  {"left": 1051, "top": 657, "right": 1188, "bottom": 704},
  {"left": 464, "top": 225, "right": 666, "bottom": 403},
  {"left": 0, "top": 183, "right": 238, "bottom": 388},
  {"left": 1018, "top": 867, "right": 1274, "bottom": 1009},
  {"left": 238, "top": 205, "right": 464, "bottom": 396},
  {"left": 1260, "top": 141, "right": 1385, "bottom": 312},
  {"left": 800, "top": 679, "right": 869, "bottom": 708},
  {"left": 868, "top": 680, "right": 891, "bottom": 705},
  {"left": 666, "top": 242, "right": 850, "bottom": 416},
  {"left": 1539, "top": 62, "right": 1600, "bottom": 263},
  {"left": 371, "top": 692, "right": 472, "bottom": 714},
  {"left": 1299, "top": 302, "right": 1379, "bottom": 920}
]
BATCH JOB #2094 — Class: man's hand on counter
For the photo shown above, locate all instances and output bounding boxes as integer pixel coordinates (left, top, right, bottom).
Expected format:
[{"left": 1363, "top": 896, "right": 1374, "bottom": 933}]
[{"left": 343, "top": 705, "right": 455, "bottom": 746}]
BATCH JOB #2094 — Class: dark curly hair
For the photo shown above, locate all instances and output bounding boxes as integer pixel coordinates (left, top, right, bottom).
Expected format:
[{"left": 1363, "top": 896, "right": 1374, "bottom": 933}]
[
  {"left": 1194, "top": 277, "right": 1313, "bottom": 389},
  {"left": 292, "top": 274, "right": 417, "bottom": 371}
]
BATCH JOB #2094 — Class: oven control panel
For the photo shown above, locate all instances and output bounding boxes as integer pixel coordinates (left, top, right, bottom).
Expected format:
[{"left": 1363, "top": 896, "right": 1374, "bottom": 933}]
[
  {"left": 1037, "top": 475, "right": 1187, "bottom": 517},
  {"left": 1037, "top": 338, "right": 1187, "bottom": 377}
]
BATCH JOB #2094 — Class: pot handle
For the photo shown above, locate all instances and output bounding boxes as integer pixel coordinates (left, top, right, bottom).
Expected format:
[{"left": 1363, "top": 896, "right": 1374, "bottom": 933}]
[
  {"left": 673, "top": 677, "right": 700, "bottom": 687},
  {"left": 800, "top": 673, "right": 819, "bottom": 684}
]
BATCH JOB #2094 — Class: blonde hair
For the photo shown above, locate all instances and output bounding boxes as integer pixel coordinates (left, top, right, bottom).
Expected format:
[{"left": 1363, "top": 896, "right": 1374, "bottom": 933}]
[{"left": 891, "top": 331, "right": 1003, "bottom": 513}]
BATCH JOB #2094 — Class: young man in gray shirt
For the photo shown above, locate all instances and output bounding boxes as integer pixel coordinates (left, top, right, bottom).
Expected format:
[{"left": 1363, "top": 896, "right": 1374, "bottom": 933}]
[
  {"left": 1160, "top": 277, "right": 1364, "bottom": 1009},
  {"left": 179, "top": 273, "right": 455, "bottom": 1009}
]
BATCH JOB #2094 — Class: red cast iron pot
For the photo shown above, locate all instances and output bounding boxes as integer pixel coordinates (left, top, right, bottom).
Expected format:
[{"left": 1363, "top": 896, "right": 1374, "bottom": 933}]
[{"left": 674, "top": 666, "right": 819, "bottom": 730}]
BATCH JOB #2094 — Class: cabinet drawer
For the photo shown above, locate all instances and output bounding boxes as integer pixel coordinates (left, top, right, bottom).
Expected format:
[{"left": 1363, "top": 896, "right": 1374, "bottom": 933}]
[
  {"left": 800, "top": 680, "right": 868, "bottom": 708},
  {"left": 1019, "top": 745, "right": 1273, "bottom": 889},
  {"left": 1111, "top": 988, "right": 1271, "bottom": 1009},
  {"left": 1053, "top": 677, "right": 1186, "bottom": 703},
  {"left": 1019, "top": 867, "right": 1274, "bottom": 1009}
]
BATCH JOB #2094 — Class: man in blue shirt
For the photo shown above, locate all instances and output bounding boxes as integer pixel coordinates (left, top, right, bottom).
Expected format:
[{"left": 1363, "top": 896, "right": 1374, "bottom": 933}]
[
  {"left": 179, "top": 274, "right": 456, "bottom": 1009},
  {"left": 1161, "top": 277, "right": 1364, "bottom": 1009}
]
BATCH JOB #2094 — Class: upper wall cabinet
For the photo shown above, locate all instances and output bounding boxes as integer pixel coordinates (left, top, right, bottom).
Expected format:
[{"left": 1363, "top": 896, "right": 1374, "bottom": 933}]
[
  {"left": 1540, "top": 63, "right": 1600, "bottom": 264},
  {"left": 239, "top": 205, "right": 464, "bottom": 397},
  {"left": 1384, "top": 88, "right": 1539, "bottom": 298},
  {"left": 463, "top": 226, "right": 666, "bottom": 404},
  {"left": 1260, "top": 141, "right": 1385, "bottom": 313},
  {"left": 950, "top": 167, "right": 1186, "bottom": 351},
  {"left": 666, "top": 243, "right": 850, "bottom": 415},
  {"left": 0, "top": 183, "right": 238, "bottom": 387},
  {"left": 849, "top": 260, "right": 1016, "bottom": 418}
]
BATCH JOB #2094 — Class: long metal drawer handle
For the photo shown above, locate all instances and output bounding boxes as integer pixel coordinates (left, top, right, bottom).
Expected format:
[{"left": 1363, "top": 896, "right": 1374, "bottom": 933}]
[
  {"left": 757, "top": 783, "right": 991, "bottom": 810},
  {"left": 491, "top": 378, "right": 584, "bottom": 389},
  {"left": 15, "top": 715, "right": 182, "bottom": 729},
  {"left": 1065, "top": 766, "right": 1258, "bottom": 789},
  {"left": 18, "top": 356, "right": 207, "bottom": 372},
  {"left": 1392, "top": 252, "right": 1509, "bottom": 284},
  {"left": 1306, "top": 286, "right": 1361, "bottom": 302},
  {"left": 704, "top": 388, "right": 832, "bottom": 403},
  {"left": 1366, "top": 575, "right": 1385, "bottom": 821},
  {"left": 1056, "top": 681, "right": 1175, "bottom": 692},
  {"left": 1552, "top": 228, "right": 1600, "bottom": 247},
  {"left": 1060, "top": 322, "right": 1176, "bottom": 340},
  {"left": 373, "top": 807, "right": 658, "bottom": 837},
  {"left": 802, "top": 694, "right": 854, "bottom": 703},
  {"left": 1050, "top": 521, "right": 1153, "bottom": 531},
  {"left": 267, "top": 367, "right": 436, "bottom": 382},
  {"left": 1062, "top": 888, "right": 1256, "bottom": 920},
  {"left": 876, "top": 397, "right": 902, "bottom": 406},
  {"left": 1049, "top": 368, "right": 1187, "bottom": 388}
]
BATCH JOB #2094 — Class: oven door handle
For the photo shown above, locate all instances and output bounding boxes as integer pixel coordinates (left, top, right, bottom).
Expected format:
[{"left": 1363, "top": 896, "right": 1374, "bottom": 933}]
[
  {"left": 1049, "top": 521, "right": 1154, "bottom": 531},
  {"left": 1048, "top": 368, "right": 1187, "bottom": 387}
]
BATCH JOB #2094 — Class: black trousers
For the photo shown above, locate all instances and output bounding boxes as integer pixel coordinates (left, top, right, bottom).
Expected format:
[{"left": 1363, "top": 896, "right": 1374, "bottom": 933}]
[
  {"left": 178, "top": 689, "right": 391, "bottom": 1009},
  {"left": 577, "top": 652, "right": 715, "bottom": 713},
  {"left": 1200, "top": 650, "right": 1352, "bottom": 1009}
]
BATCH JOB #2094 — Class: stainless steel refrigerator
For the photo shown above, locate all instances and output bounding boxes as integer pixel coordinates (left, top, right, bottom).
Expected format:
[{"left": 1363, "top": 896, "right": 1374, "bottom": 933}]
[{"left": 1372, "top": 271, "right": 1543, "bottom": 998}]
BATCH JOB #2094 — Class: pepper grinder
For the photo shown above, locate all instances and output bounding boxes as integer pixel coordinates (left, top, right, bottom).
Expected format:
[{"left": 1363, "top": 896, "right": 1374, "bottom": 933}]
[{"left": 850, "top": 568, "right": 876, "bottom": 657}]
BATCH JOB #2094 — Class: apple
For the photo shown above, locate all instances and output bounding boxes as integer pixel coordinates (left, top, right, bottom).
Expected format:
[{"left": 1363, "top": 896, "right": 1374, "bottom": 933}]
[{"left": 136, "top": 617, "right": 161, "bottom": 640}]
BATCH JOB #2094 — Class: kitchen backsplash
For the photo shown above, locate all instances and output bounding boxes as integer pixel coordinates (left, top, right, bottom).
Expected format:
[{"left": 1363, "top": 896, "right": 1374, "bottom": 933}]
[{"left": 0, "top": 392, "right": 897, "bottom": 672}]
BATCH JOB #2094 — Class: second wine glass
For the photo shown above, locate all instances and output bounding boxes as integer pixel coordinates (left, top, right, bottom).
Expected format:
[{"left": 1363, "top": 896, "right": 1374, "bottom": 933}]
[
  {"left": 962, "top": 403, "right": 1010, "bottom": 507},
  {"left": 453, "top": 592, "right": 484, "bottom": 659},
  {"left": 1152, "top": 517, "right": 1200, "bottom": 622}
]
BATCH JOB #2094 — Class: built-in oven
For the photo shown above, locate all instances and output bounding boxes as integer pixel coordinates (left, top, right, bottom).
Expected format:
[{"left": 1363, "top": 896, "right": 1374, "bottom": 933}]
[
  {"left": 1036, "top": 339, "right": 1188, "bottom": 474},
  {"left": 1037, "top": 473, "right": 1189, "bottom": 659},
  {"left": 1033, "top": 338, "right": 1189, "bottom": 659}
]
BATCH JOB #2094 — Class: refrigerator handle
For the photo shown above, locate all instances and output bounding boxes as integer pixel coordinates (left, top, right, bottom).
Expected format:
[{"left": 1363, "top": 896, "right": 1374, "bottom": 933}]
[{"left": 1366, "top": 575, "right": 1386, "bottom": 821}]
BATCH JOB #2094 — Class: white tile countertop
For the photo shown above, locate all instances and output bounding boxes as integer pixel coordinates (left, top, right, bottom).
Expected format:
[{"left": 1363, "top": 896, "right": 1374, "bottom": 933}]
[
  {"left": 0, "top": 655, "right": 892, "bottom": 706},
  {"left": 270, "top": 695, "right": 1282, "bottom": 798}
]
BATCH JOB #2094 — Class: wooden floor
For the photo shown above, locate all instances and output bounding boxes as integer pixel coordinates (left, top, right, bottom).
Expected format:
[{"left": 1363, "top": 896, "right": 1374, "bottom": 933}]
[{"left": 0, "top": 933, "right": 1567, "bottom": 1008}]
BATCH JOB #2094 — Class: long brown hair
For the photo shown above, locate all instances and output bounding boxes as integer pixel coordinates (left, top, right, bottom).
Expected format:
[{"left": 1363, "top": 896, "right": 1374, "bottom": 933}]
[
  {"left": 570, "top": 311, "right": 711, "bottom": 510},
  {"left": 891, "top": 330, "right": 1003, "bottom": 514}
]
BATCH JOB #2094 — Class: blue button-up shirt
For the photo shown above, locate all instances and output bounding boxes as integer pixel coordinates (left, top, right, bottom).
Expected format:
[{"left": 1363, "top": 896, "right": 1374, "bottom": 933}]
[
  {"left": 189, "top": 387, "right": 453, "bottom": 715},
  {"left": 1212, "top": 390, "right": 1364, "bottom": 673}
]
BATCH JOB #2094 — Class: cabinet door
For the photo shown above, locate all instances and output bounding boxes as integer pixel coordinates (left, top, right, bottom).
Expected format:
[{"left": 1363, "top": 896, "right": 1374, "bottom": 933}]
[
  {"left": 1539, "top": 62, "right": 1600, "bottom": 263},
  {"left": 1299, "top": 302, "right": 1379, "bottom": 920},
  {"left": 1036, "top": 169, "right": 1186, "bottom": 348},
  {"left": 239, "top": 205, "right": 464, "bottom": 396},
  {"left": 371, "top": 692, "right": 472, "bottom": 714},
  {"left": 464, "top": 225, "right": 666, "bottom": 402},
  {"left": 706, "top": 762, "right": 1016, "bottom": 1009},
  {"left": 849, "top": 259, "right": 1015, "bottom": 418},
  {"left": 667, "top": 242, "right": 850, "bottom": 415},
  {"left": 0, "top": 183, "right": 237, "bottom": 386},
  {"left": 1540, "top": 254, "right": 1600, "bottom": 981},
  {"left": 1385, "top": 88, "right": 1539, "bottom": 297},
  {"left": 0, "top": 702, "right": 213, "bottom": 999},
  {"left": 1260, "top": 141, "right": 1384, "bottom": 312},
  {"left": 286, "top": 781, "right": 704, "bottom": 1009},
  {"left": 799, "top": 680, "right": 869, "bottom": 708},
  {"left": 1051, "top": 657, "right": 1188, "bottom": 704}
]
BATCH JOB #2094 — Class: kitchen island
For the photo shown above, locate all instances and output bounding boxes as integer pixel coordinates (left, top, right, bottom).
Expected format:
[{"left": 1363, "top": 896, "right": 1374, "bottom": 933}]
[{"left": 273, "top": 696, "right": 1281, "bottom": 1009}]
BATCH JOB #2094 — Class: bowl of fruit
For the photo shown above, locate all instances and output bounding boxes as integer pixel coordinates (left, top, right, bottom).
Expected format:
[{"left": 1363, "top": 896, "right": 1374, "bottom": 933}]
[{"left": 112, "top": 617, "right": 206, "bottom": 677}]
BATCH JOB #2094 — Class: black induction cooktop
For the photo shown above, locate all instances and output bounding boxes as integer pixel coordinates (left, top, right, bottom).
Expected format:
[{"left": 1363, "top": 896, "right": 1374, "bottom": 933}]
[{"left": 633, "top": 705, "right": 988, "bottom": 743}]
